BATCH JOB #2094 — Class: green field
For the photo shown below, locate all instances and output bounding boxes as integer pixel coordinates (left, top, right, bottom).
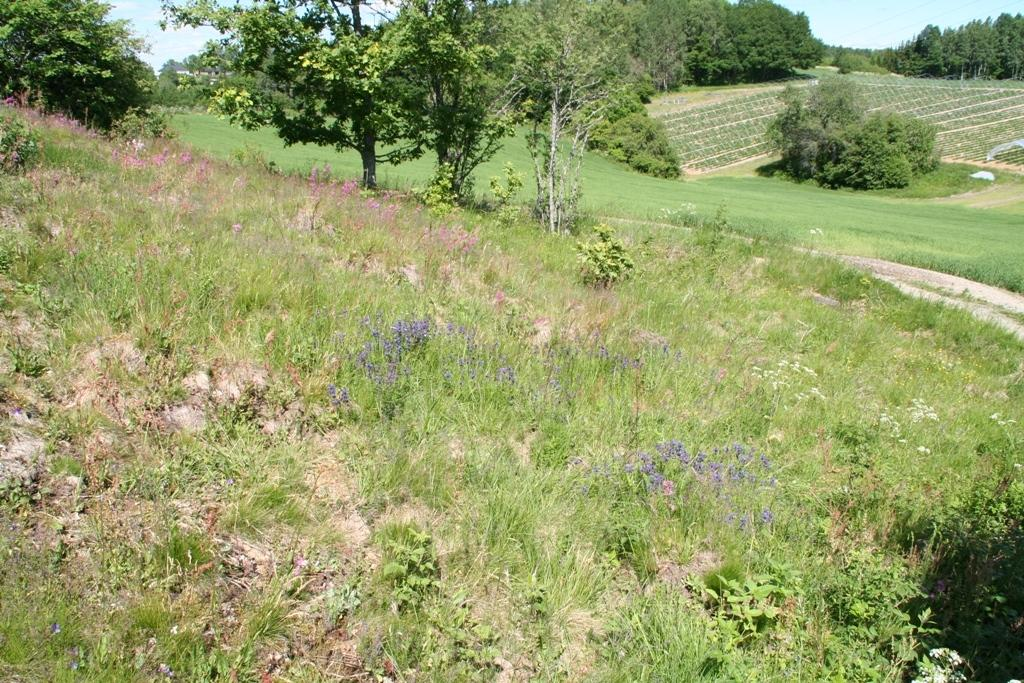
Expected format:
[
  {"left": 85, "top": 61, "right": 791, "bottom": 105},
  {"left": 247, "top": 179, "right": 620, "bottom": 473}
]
[
  {"left": 3, "top": 110, "right": 1023, "bottom": 683},
  {"left": 174, "top": 112, "right": 1024, "bottom": 292}
]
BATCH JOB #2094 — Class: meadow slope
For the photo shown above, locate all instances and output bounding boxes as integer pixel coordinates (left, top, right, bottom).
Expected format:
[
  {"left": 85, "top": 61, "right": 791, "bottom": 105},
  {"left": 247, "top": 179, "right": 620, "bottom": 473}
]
[
  {"left": 173, "top": 113, "right": 1024, "bottom": 294},
  {"left": 2, "top": 113, "right": 1023, "bottom": 682}
]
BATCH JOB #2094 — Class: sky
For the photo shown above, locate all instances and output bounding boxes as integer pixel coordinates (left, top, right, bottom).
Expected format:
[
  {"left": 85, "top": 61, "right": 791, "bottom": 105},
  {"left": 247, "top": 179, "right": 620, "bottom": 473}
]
[{"left": 111, "top": 0, "right": 1024, "bottom": 71}]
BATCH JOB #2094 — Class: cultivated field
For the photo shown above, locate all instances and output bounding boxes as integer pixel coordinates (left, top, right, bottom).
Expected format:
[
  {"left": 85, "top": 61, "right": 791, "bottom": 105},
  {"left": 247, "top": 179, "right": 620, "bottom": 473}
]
[
  {"left": 174, "top": 113, "right": 1024, "bottom": 293},
  {"left": 653, "top": 73, "right": 1024, "bottom": 173},
  {"left": 3, "top": 111, "right": 1023, "bottom": 683}
]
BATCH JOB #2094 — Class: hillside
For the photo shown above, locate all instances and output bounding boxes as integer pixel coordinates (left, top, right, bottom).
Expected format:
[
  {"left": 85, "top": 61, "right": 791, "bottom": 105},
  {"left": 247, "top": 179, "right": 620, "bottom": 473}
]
[
  {"left": 653, "top": 73, "right": 1024, "bottom": 173},
  {"left": 175, "top": 113, "right": 1024, "bottom": 294},
  {"left": 2, "top": 113, "right": 1023, "bottom": 682}
]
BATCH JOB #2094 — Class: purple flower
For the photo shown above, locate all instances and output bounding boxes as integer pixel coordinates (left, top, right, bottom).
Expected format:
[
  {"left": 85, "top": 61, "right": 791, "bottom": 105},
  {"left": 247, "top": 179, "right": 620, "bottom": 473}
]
[
  {"left": 158, "top": 663, "right": 175, "bottom": 678},
  {"left": 761, "top": 508, "right": 774, "bottom": 524},
  {"left": 49, "top": 623, "right": 61, "bottom": 635}
]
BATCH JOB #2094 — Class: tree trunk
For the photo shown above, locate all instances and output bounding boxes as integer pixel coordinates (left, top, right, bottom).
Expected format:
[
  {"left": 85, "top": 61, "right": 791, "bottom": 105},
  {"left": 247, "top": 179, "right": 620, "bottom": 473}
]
[{"left": 361, "top": 132, "right": 377, "bottom": 189}]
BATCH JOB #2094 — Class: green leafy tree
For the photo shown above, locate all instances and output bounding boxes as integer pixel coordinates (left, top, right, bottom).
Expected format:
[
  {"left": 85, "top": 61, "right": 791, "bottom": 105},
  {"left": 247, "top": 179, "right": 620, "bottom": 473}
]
[
  {"left": 819, "top": 113, "right": 937, "bottom": 190},
  {"left": 390, "top": 0, "right": 518, "bottom": 198},
  {"left": 768, "top": 78, "right": 865, "bottom": 180},
  {"left": 166, "top": 0, "right": 422, "bottom": 188},
  {"left": 627, "top": 0, "right": 822, "bottom": 88},
  {"left": 0, "top": 0, "right": 153, "bottom": 129},
  {"left": 879, "top": 13, "right": 1024, "bottom": 80},
  {"left": 769, "top": 79, "right": 937, "bottom": 190}
]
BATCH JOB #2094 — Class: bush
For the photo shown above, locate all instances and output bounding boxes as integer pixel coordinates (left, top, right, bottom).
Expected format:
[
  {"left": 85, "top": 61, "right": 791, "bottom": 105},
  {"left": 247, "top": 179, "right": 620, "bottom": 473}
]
[
  {"left": 0, "top": 112, "right": 41, "bottom": 173},
  {"left": 0, "top": 0, "right": 154, "bottom": 130},
  {"left": 576, "top": 224, "right": 634, "bottom": 287},
  {"left": 769, "top": 80, "right": 937, "bottom": 190},
  {"left": 819, "top": 114, "right": 937, "bottom": 190},
  {"left": 415, "top": 163, "right": 459, "bottom": 216},
  {"left": 109, "top": 108, "right": 174, "bottom": 141},
  {"left": 594, "top": 113, "right": 679, "bottom": 179},
  {"left": 833, "top": 50, "right": 889, "bottom": 75},
  {"left": 589, "top": 88, "right": 679, "bottom": 179},
  {"left": 488, "top": 163, "right": 523, "bottom": 228},
  {"left": 920, "top": 477, "right": 1024, "bottom": 680}
]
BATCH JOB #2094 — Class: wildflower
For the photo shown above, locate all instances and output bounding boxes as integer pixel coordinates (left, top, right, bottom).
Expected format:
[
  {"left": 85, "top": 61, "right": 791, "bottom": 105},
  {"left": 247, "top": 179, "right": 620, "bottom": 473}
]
[
  {"left": 158, "top": 663, "right": 175, "bottom": 678},
  {"left": 761, "top": 508, "right": 774, "bottom": 524},
  {"left": 661, "top": 479, "right": 676, "bottom": 496},
  {"left": 328, "top": 384, "right": 350, "bottom": 406},
  {"left": 232, "top": 223, "right": 242, "bottom": 234},
  {"left": 49, "top": 623, "right": 61, "bottom": 635},
  {"left": 917, "top": 446, "right": 932, "bottom": 455}
]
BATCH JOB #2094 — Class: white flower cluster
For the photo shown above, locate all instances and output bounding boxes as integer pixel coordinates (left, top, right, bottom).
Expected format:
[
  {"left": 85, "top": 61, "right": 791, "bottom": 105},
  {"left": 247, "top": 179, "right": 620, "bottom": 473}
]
[
  {"left": 909, "top": 398, "right": 939, "bottom": 424},
  {"left": 880, "top": 411, "right": 902, "bottom": 438},
  {"left": 752, "top": 359, "right": 822, "bottom": 402},
  {"left": 991, "top": 412, "right": 1018, "bottom": 427},
  {"left": 912, "top": 648, "right": 966, "bottom": 683},
  {"left": 659, "top": 203, "right": 699, "bottom": 225}
]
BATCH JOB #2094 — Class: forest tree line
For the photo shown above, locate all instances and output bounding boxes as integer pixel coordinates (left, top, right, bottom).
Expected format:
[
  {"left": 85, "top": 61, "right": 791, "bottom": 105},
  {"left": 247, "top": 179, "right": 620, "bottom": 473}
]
[
  {"left": 628, "top": 0, "right": 823, "bottom": 91},
  {"left": 874, "top": 13, "right": 1024, "bottom": 81}
]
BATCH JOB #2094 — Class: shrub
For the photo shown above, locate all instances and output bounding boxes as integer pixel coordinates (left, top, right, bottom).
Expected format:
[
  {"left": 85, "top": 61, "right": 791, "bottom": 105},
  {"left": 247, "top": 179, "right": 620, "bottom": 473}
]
[
  {"left": 703, "top": 569, "right": 797, "bottom": 643},
  {"left": 0, "top": 112, "right": 41, "bottom": 173},
  {"left": 833, "top": 50, "right": 889, "bottom": 75},
  {"left": 576, "top": 224, "right": 634, "bottom": 287},
  {"left": 921, "top": 477, "right": 1024, "bottom": 680},
  {"left": 824, "top": 549, "right": 924, "bottom": 648},
  {"left": 415, "top": 163, "right": 459, "bottom": 216},
  {"left": 819, "top": 114, "right": 938, "bottom": 190},
  {"left": 488, "top": 163, "right": 523, "bottom": 228},
  {"left": 230, "top": 144, "right": 277, "bottom": 173},
  {"left": 109, "top": 108, "right": 174, "bottom": 141},
  {"left": 769, "top": 80, "right": 937, "bottom": 190},
  {"left": 591, "top": 112, "right": 679, "bottom": 178}
]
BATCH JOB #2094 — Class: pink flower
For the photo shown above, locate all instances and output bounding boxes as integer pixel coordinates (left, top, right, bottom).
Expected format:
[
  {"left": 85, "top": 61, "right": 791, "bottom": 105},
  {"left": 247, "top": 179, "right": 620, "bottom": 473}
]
[
  {"left": 661, "top": 479, "right": 676, "bottom": 497},
  {"left": 232, "top": 223, "right": 242, "bottom": 233}
]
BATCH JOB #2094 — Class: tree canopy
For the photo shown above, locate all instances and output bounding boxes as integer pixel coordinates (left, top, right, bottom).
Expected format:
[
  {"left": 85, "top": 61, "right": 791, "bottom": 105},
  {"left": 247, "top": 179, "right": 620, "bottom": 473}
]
[
  {"left": 768, "top": 79, "right": 938, "bottom": 190},
  {"left": 0, "top": 0, "right": 154, "bottom": 129},
  {"left": 629, "top": 0, "right": 823, "bottom": 91},
  {"left": 877, "top": 13, "right": 1024, "bottom": 80}
]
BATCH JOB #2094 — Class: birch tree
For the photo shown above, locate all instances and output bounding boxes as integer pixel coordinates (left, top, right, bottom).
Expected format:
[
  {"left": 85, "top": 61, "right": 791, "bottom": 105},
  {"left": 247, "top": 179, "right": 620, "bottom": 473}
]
[{"left": 515, "top": 0, "right": 627, "bottom": 233}]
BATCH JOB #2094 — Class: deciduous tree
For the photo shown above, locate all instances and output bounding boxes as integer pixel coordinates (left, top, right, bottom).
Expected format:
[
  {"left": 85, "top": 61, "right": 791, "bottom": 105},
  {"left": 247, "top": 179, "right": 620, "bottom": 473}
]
[{"left": 0, "top": 0, "right": 153, "bottom": 129}]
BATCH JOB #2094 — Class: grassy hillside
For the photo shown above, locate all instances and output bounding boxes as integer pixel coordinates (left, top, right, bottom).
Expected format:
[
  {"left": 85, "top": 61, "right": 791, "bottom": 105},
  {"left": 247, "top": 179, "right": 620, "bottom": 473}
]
[
  {"left": 2, "top": 112, "right": 1023, "bottom": 682},
  {"left": 652, "top": 73, "right": 1024, "bottom": 172},
  {"left": 174, "top": 112, "right": 1024, "bottom": 293}
]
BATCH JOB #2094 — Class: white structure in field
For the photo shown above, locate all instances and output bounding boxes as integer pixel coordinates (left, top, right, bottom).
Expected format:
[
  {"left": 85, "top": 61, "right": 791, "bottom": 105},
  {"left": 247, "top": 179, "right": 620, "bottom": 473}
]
[{"left": 987, "top": 140, "right": 1024, "bottom": 161}]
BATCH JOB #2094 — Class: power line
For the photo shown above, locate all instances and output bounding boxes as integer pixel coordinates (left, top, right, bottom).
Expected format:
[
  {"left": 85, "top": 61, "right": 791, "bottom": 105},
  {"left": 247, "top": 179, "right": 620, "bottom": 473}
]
[
  {"left": 836, "top": 0, "right": 943, "bottom": 43},
  {"left": 837, "top": 0, "right": 1023, "bottom": 47}
]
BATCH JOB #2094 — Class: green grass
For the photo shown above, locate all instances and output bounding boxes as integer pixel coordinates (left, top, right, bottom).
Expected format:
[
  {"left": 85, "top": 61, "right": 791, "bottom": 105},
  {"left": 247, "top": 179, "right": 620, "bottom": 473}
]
[
  {"left": 2, "top": 111, "right": 1023, "bottom": 682},
  {"left": 174, "top": 112, "right": 1024, "bottom": 292}
]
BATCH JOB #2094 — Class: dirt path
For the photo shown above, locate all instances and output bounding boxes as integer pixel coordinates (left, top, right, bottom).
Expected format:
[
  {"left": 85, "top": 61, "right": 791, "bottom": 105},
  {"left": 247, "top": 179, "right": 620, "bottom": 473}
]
[
  {"left": 602, "top": 215, "right": 1024, "bottom": 341},
  {"left": 834, "top": 255, "right": 1024, "bottom": 340}
]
